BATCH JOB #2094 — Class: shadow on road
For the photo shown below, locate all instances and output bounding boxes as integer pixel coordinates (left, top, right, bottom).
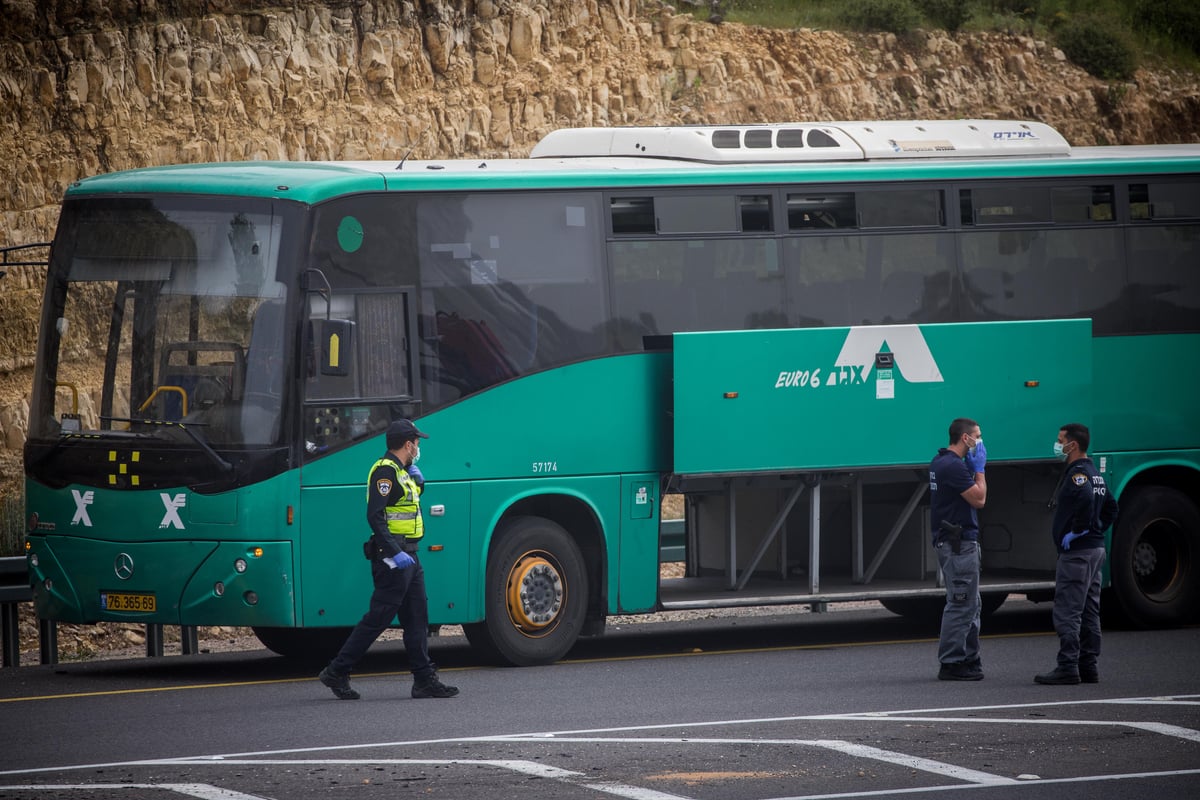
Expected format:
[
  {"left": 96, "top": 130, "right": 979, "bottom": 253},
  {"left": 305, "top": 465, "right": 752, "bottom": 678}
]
[{"left": 13, "top": 600, "right": 1054, "bottom": 689}]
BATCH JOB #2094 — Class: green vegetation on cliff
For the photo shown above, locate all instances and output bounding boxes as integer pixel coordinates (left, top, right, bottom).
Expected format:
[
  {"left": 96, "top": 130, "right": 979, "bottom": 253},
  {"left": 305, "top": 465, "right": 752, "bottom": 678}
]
[{"left": 689, "top": 0, "right": 1200, "bottom": 79}]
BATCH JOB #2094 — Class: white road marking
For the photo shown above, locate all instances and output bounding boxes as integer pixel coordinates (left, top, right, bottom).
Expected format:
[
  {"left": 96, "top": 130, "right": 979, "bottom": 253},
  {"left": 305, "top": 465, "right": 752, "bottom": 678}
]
[
  {"left": 1103, "top": 698, "right": 1200, "bottom": 706},
  {"left": 2, "top": 693, "right": 1195, "bottom": 799},
  {"left": 814, "top": 694, "right": 1200, "bottom": 718},
  {"left": 166, "top": 786, "right": 273, "bottom": 800},
  {"left": 478, "top": 736, "right": 1014, "bottom": 785},
  {"left": 1126, "top": 722, "right": 1200, "bottom": 742},
  {"left": 758, "top": 767, "right": 1200, "bottom": 800},
  {"left": 808, "top": 740, "right": 1016, "bottom": 785},
  {"left": 141, "top": 759, "right": 696, "bottom": 800},
  {"left": 814, "top": 714, "right": 1200, "bottom": 743},
  {"left": 494, "top": 759, "right": 694, "bottom": 798},
  {"left": 0, "top": 785, "right": 269, "bottom": 799}
]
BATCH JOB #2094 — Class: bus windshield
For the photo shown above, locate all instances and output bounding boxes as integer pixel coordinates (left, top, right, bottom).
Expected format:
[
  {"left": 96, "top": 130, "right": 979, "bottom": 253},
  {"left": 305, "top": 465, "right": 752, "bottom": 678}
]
[{"left": 27, "top": 196, "right": 294, "bottom": 488}]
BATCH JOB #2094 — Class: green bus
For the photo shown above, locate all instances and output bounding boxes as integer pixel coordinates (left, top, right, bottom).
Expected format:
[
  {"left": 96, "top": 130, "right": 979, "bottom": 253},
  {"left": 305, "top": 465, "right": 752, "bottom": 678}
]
[{"left": 23, "top": 120, "right": 1200, "bottom": 666}]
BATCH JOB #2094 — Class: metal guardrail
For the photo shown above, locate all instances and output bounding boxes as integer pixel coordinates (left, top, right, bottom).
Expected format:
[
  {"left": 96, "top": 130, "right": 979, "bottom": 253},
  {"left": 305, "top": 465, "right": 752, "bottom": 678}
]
[
  {"left": 0, "top": 556, "right": 56, "bottom": 667},
  {"left": 0, "top": 241, "right": 51, "bottom": 281},
  {"left": 0, "top": 556, "right": 203, "bottom": 667}
]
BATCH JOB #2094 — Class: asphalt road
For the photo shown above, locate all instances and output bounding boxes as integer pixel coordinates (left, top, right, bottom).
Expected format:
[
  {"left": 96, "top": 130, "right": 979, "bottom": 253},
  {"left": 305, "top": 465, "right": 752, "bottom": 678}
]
[{"left": 0, "top": 600, "right": 1197, "bottom": 800}]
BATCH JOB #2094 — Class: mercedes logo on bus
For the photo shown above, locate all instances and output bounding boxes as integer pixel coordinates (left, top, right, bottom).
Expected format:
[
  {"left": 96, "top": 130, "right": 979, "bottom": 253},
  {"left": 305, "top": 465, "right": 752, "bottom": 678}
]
[{"left": 114, "top": 553, "right": 135, "bottom": 581}]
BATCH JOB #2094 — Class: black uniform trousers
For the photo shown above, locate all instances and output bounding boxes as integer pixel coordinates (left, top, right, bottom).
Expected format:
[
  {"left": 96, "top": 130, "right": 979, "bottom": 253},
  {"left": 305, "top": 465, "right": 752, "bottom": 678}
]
[
  {"left": 328, "top": 552, "right": 433, "bottom": 679},
  {"left": 1052, "top": 546, "right": 1106, "bottom": 670}
]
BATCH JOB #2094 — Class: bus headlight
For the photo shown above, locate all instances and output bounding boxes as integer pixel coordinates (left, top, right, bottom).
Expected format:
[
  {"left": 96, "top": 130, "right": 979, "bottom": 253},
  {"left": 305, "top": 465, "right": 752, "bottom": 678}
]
[
  {"left": 214, "top": 581, "right": 225, "bottom": 597},
  {"left": 234, "top": 559, "right": 247, "bottom": 574},
  {"left": 243, "top": 591, "right": 258, "bottom": 606}
]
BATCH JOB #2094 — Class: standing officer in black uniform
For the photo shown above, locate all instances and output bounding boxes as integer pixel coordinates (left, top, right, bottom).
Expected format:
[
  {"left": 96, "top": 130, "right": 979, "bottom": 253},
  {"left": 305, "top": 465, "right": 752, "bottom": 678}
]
[
  {"left": 929, "top": 417, "right": 989, "bottom": 681},
  {"left": 1035, "top": 422, "right": 1119, "bottom": 685},
  {"left": 318, "top": 419, "right": 459, "bottom": 700}
]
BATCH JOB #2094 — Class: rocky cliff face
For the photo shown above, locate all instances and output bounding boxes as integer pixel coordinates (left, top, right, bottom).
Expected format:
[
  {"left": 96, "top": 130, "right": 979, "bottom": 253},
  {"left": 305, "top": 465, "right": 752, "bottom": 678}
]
[{"left": 1, "top": 0, "right": 1199, "bottom": 494}]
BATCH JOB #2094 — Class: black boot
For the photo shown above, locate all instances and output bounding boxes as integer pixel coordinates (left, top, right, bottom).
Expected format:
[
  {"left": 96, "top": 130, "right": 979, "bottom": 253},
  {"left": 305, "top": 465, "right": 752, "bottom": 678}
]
[
  {"left": 1034, "top": 666, "right": 1080, "bottom": 685},
  {"left": 319, "top": 666, "right": 361, "bottom": 700},
  {"left": 412, "top": 671, "right": 459, "bottom": 698},
  {"left": 938, "top": 662, "right": 983, "bottom": 681}
]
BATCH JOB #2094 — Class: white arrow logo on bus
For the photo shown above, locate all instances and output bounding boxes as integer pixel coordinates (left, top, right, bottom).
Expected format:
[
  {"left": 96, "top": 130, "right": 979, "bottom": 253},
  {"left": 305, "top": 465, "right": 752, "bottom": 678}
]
[
  {"left": 832, "top": 325, "right": 944, "bottom": 384},
  {"left": 159, "top": 493, "right": 187, "bottom": 529},
  {"left": 71, "top": 489, "right": 94, "bottom": 527}
]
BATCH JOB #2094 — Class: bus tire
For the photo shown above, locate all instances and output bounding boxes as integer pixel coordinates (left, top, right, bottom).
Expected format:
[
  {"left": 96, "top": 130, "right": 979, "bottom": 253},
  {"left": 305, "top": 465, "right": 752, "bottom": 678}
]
[
  {"left": 878, "top": 596, "right": 943, "bottom": 624},
  {"left": 981, "top": 591, "right": 1008, "bottom": 617},
  {"left": 878, "top": 591, "right": 1007, "bottom": 624},
  {"left": 251, "top": 626, "right": 351, "bottom": 661},
  {"left": 1109, "top": 486, "right": 1200, "bottom": 628},
  {"left": 463, "top": 515, "right": 587, "bottom": 667}
]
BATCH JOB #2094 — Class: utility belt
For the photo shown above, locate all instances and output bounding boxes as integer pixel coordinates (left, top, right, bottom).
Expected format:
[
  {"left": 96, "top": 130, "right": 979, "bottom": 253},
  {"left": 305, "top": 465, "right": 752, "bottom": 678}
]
[
  {"left": 935, "top": 520, "right": 977, "bottom": 555},
  {"left": 362, "top": 534, "right": 423, "bottom": 560}
]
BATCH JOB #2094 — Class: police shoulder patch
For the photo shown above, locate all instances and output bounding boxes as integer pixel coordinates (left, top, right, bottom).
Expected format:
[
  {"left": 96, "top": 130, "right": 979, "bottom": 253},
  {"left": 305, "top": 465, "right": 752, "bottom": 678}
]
[
  {"left": 1072, "top": 474, "right": 1088, "bottom": 486},
  {"left": 376, "top": 478, "right": 393, "bottom": 496}
]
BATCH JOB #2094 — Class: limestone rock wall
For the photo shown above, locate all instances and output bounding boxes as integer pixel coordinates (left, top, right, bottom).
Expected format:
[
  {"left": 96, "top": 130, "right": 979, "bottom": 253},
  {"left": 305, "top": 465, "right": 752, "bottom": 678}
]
[{"left": 1, "top": 0, "right": 1199, "bottom": 491}]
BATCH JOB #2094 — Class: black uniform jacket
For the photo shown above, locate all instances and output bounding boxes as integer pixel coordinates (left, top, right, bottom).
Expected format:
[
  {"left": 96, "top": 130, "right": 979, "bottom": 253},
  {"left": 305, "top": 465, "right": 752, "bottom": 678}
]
[{"left": 1050, "top": 457, "right": 1119, "bottom": 554}]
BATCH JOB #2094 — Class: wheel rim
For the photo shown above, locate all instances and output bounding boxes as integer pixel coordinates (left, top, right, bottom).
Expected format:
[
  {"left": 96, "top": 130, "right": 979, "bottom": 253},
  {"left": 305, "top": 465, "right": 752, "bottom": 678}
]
[
  {"left": 505, "top": 551, "right": 565, "bottom": 636},
  {"left": 1132, "top": 517, "right": 1187, "bottom": 602}
]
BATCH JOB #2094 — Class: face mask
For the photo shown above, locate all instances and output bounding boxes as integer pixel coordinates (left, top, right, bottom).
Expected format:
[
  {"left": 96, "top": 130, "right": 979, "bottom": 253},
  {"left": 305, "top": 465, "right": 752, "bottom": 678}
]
[
  {"left": 969, "top": 437, "right": 982, "bottom": 455},
  {"left": 1053, "top": 441, "right": 1068, "bottom": 460},
  {"left": 412, "top": 445, "right": 421, "bottom": 465}
]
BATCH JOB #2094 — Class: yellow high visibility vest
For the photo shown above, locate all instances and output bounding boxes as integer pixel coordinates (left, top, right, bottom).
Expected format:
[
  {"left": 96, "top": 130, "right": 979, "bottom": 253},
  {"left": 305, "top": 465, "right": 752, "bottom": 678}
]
[{"left": 367, "top": 456, "right": 423, "bottom": 539}]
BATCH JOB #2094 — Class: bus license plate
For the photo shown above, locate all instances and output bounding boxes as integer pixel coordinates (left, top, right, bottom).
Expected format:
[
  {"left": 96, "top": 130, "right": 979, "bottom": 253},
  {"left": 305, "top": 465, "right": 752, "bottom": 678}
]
[{"left": 101, "top": 592, "right": 157, "bottom": 612}]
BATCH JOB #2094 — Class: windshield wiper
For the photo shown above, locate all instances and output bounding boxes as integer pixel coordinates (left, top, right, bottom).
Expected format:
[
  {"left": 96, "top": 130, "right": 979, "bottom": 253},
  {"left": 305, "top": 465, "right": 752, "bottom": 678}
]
[{"left": 100, "top": 415, "right": 234, "bottom": 474}]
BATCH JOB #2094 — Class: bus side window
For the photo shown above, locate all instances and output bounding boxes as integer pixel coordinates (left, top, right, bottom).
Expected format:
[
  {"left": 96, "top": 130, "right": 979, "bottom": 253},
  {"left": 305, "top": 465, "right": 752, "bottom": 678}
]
[{"left": 787, "top": 193, "right": 857, "bottom": 230}]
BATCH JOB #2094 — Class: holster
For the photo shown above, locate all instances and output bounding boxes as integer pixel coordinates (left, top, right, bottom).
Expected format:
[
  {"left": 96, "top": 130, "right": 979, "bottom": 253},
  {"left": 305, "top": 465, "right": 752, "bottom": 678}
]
[
  {"left": 939, "top": 520, "right": 964, "bottom": 555},
  {"left": 363, "top": 535, "right": 417, "bottom": 560},
  {"left": 362, "top": 538, "right": 380, "bottom": 561}
]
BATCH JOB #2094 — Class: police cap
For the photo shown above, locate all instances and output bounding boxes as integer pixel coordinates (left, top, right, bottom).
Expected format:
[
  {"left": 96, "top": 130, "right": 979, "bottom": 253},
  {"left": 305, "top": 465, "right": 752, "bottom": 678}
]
[{"left": 386, "top": 419, "right": 429, "bottom": 449}]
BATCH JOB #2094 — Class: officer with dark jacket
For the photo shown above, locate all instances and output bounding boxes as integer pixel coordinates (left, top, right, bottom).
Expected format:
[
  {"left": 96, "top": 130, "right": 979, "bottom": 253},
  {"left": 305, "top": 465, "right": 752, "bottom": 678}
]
[
  {"left": 318, "top": 419, "right": 459, "bottom": 700},
  {"left": 1035, "top": 422, "right": 1119, "bottom": 685},
  {"left": 929, "top": 417, "right": 988, "bottom": 681}
]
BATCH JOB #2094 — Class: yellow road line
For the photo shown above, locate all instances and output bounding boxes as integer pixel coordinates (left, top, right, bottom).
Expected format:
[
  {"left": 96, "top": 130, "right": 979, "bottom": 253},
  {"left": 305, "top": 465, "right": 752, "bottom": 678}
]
[{"left": 0, "top": 631, "right": 1052, "bottom": 703}]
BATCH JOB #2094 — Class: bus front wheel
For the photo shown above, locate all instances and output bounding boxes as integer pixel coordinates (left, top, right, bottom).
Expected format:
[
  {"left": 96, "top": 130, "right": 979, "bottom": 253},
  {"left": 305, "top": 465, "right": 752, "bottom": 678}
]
[
  {"left": 1110, "top": 486, "right": 1200, "bottom": 628},
  {"left": 463, "top": 515, "right": 588, "bottom": 667}
]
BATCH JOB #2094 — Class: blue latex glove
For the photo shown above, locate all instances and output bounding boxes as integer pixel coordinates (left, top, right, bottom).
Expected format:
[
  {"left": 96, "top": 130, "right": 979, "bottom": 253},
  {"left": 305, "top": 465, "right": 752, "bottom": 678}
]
[
  {"left": 965, "top": 441, "right": 988, "bottom": 474},
  {"left": 383, "top": 551, "right": 415, "bottom": 570},
  {"left": 406, "top": 463, "right": 425, "bottom": 488},
  {"left": 1061, "top": 531, "right": 1086, "bottom": 550}
]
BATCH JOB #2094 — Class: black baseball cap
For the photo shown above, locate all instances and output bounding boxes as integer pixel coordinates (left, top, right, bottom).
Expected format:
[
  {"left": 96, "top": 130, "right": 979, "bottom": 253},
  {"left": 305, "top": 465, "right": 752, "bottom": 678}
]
[{"left": 386, "top": 419, "right": 429, "bottom": 448}]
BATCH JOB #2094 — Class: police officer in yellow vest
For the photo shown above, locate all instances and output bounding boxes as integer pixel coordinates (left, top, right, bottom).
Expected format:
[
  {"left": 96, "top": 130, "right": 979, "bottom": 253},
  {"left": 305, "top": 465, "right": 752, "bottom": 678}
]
[{"left": 319, "top": 419, "right": 459, "bottom": 700}]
